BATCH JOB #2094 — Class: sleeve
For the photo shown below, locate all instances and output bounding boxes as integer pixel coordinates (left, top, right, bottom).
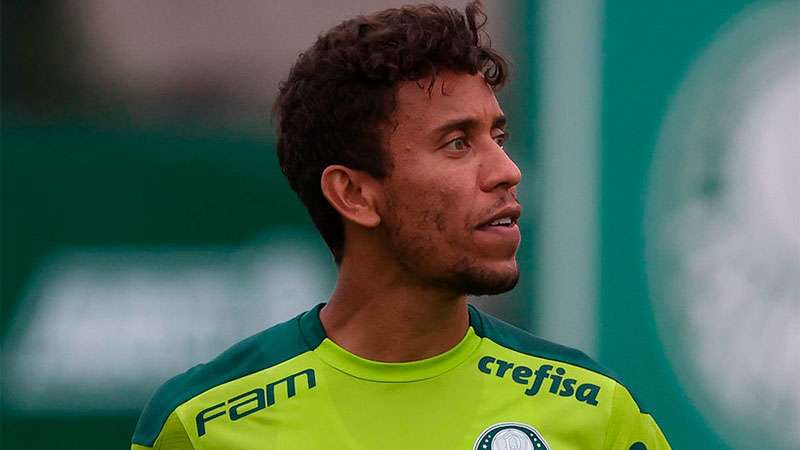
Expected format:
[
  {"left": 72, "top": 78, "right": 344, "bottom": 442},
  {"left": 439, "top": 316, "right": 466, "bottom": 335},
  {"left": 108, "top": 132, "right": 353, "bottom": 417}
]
[
  {"left": 603, "top": 382, "right": 671, "bottom": 450},
  {"left": 131, "top": 410, "right": 194, "bottom": 450}
]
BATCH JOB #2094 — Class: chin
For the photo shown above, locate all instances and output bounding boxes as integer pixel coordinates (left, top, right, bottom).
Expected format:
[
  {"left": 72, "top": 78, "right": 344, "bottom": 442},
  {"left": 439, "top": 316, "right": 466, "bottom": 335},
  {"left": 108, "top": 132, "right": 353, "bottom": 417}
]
[{"left": 451, "top": 259, "right": 520, "bottom": 296}]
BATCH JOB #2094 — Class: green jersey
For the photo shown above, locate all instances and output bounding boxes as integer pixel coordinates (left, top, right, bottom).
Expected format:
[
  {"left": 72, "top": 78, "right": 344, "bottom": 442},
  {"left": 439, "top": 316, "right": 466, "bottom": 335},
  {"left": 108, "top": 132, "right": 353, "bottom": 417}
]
[{"left": 131, "top": 304, "right": 670, "bottom": 449}]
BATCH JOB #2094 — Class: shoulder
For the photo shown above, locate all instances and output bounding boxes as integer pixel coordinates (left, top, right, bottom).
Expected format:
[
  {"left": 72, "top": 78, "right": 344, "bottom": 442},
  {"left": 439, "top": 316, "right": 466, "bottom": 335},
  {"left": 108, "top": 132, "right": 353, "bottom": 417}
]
[
  {"left": 468, "top": 306, "right": 670, "bottom": 445},
  {"left": 468, "top": 304, "right": 658, "bottom": 414},
  {"left": 132, "top": 305, "right": 324, "bottom": 447},
  {"left": 468, "top": 304, "right": 619, "bottom": 385}
]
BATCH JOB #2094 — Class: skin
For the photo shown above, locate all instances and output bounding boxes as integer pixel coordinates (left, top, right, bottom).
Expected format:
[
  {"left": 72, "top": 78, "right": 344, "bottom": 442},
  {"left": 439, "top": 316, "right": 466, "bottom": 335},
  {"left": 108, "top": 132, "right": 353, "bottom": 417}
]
[{"left": 319, "top": 71, "right": 522, "bottom": 362}]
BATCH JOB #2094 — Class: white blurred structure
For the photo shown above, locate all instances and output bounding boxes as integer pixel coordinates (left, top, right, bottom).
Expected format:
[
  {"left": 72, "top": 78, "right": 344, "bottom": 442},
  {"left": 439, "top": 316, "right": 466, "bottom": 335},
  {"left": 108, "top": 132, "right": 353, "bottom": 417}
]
[
  {"left": 647, "top": 2, "right": 800, "bottom": 448},
  {"left": 3, "top": 230, "right": 334, "bottom": 413}
]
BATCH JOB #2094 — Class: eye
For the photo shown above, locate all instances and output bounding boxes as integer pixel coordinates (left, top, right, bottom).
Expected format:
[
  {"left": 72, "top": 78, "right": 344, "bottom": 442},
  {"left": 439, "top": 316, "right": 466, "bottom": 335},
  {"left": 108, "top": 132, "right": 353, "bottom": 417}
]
[
  {"left": 493, "top": 131, "right": 508, "bottom": 148},
  {"left": 443, "top": 137, "right": 470, "bottom": 153}
]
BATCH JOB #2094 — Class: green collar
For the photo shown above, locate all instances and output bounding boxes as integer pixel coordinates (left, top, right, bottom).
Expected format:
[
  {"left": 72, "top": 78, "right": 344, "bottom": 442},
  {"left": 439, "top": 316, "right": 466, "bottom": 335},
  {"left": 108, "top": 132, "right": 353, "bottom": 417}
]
[{"left": 299, "top": 303, "right": 482, "bottom": 382}]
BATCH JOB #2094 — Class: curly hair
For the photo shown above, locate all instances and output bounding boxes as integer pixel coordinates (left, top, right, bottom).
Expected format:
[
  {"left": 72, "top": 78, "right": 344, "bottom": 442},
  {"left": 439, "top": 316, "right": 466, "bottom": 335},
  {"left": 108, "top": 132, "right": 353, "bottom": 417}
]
[{"left": 274, "top": 1, "right": 508, "bottom": 263}]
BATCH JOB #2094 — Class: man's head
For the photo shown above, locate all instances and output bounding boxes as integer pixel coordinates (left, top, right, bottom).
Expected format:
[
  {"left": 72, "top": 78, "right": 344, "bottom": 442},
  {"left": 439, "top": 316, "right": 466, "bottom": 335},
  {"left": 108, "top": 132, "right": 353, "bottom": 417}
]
[{"left": 275, "top": 1, "right": 521, "bottom": 295}]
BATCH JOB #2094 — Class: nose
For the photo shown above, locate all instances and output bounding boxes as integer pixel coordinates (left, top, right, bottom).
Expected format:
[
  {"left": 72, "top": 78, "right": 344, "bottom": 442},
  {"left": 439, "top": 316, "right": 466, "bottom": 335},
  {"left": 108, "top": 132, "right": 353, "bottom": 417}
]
[{"left": 479, "top": 140, "right": 522, "bottom": 192}]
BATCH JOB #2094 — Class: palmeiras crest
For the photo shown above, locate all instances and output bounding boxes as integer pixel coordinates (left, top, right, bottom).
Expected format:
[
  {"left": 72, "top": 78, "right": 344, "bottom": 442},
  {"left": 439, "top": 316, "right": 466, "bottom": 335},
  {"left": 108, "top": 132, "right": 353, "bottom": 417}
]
[{"left": 473, "top": 422, "right": 550, "bottom": 450}]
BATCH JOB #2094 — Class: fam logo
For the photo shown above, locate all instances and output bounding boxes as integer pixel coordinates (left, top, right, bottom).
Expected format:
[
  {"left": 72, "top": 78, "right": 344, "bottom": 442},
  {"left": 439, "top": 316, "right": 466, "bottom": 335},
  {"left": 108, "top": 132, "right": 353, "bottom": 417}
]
[
  {"left": 195, "top": 368, "right": 316, "bottom": 437},
  {"left": 473, "top": 422, "right": 550, "bottom": 450}
]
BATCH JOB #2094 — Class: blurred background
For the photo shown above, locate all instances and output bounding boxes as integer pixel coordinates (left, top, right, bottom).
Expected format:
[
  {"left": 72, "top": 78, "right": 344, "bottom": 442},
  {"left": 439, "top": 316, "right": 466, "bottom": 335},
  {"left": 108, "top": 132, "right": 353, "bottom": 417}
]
[{"left": 1, "top": 1, "right": 798, "bottom": 449}]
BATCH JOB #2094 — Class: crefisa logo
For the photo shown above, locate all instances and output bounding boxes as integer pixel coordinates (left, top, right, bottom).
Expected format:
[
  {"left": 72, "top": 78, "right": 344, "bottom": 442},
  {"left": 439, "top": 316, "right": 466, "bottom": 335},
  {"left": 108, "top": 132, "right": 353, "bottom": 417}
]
[{"left": 473, "top": 422, "right": 550, "bottom": 450}]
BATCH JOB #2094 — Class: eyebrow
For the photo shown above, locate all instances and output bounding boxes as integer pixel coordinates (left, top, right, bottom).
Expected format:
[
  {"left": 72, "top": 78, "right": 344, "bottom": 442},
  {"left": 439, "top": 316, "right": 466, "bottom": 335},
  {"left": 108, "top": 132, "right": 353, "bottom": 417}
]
[{"left": 432, "top": 114, "right": 507, "bottom": 137}]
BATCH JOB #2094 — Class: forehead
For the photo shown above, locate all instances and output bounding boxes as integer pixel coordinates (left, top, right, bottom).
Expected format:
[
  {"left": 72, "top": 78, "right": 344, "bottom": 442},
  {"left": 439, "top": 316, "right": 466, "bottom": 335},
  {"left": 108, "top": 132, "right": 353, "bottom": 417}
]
[{"left": 392, "top": 72, "right": 502, "bottom": 126}]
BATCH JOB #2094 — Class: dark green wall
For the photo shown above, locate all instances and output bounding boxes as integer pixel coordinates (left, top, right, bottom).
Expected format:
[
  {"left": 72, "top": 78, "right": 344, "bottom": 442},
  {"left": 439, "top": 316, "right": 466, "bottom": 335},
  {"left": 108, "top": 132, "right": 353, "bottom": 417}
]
[{"left": 1, "top": 121, "right": 313, "bottom": 448}]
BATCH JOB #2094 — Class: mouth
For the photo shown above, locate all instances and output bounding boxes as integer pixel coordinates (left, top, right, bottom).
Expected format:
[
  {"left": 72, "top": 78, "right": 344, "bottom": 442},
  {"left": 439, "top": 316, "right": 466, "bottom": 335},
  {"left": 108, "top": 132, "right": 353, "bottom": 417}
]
[
  {"left": 474, "top": 205, "right": 522, "bottom": 248},
  {"left": 476, "top": 206, "right": 522, "bottom": 231}
]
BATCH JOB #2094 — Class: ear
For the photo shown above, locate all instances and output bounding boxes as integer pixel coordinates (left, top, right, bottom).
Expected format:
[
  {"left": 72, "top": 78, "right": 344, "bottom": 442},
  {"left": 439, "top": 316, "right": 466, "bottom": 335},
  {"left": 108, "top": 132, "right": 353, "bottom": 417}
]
[{"left": 320, "top": 165, "right": 382, "bottom": 228}]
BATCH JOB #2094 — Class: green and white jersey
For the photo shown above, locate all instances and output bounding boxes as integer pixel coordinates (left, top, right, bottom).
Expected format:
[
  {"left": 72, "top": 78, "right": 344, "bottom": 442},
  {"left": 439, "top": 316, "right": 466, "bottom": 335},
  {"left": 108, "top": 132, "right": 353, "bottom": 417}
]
[{"left": 131, "top": 304, "right": 670, "bottom": 450}]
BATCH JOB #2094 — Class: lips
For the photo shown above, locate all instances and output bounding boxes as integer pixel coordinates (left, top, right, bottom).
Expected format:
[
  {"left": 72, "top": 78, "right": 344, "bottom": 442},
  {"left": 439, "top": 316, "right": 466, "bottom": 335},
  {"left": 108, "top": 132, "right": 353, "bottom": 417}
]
[{"left": 476, "top": 205, "right": 522, "bottom": 230}]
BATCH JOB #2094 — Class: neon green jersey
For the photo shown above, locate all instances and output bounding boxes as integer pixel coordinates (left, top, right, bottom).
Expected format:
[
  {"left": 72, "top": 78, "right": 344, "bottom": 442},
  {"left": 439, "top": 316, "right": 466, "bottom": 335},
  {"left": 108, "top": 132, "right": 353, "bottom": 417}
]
[{"left": 131, "top": 304, "right": 670, "bottom": 449}]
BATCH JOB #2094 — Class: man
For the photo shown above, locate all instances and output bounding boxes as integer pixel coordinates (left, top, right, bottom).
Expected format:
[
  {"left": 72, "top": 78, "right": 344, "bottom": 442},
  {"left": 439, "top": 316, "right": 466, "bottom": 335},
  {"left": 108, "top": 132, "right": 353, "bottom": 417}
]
[{"left": 131, "top": 2, "right": 671, "bottom": 449}]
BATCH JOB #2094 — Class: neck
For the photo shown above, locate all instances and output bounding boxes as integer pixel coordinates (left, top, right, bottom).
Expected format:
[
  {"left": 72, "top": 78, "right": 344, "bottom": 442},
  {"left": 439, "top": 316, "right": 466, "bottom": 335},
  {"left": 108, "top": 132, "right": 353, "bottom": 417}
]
[{"left": 319, "top": 253, "right": 470, "bottom": 362}]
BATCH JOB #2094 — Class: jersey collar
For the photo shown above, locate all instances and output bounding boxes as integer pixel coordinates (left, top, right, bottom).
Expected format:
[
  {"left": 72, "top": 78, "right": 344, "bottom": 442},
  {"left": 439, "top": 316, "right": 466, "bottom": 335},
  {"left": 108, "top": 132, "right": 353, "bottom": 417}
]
[{"left": 299, "top": 303, "right": 482, "bottom": 383}]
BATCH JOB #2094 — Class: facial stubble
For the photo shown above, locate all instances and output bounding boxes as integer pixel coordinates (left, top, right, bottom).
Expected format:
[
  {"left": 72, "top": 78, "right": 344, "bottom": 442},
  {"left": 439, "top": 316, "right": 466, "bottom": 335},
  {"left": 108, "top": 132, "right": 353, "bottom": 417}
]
[{"left": 382, "top": 191, "right": 520, "bottom": 297}]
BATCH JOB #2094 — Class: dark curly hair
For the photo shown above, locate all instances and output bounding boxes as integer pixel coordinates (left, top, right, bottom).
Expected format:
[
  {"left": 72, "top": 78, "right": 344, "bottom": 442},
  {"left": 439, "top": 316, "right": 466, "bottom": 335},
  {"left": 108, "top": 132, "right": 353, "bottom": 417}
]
[{"left": 274, "top": 1, "right": 508, "bottom": 263}]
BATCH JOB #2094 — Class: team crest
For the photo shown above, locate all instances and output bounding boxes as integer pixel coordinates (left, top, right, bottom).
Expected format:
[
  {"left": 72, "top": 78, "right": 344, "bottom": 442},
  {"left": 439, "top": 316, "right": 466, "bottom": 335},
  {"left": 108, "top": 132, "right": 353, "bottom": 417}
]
[{"left": 473, "top": 422, "right": 550, "bottom": 450}]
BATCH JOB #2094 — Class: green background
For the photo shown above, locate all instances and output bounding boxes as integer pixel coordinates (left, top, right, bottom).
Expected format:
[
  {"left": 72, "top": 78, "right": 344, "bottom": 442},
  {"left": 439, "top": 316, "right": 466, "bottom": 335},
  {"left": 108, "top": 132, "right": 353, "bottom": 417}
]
[
  {"left": 2, "top": 1, "right": 784, "bottom": 449},
  {"left": 599, "top": 1, "right": 761, "bottom": 450}
]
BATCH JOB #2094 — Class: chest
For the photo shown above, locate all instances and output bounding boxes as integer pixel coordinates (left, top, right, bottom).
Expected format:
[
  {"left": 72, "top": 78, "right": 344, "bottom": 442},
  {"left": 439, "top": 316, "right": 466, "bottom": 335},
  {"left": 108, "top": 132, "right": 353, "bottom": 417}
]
[{"left": 185, "top": 365, "right": 611, "bottom": 450}]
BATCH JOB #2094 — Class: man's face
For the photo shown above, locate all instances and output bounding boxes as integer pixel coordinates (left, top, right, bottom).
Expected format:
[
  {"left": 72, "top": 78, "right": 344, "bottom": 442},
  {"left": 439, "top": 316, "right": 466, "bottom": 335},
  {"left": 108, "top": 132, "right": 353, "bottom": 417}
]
[{"left": 378, "top": 71, "right": 522, "bottom": 296}]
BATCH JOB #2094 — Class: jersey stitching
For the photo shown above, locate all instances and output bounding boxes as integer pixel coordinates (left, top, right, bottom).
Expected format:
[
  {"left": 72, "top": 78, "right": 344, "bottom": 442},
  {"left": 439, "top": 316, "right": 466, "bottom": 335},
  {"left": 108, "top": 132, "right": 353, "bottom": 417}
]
[
  {"left": 175, "top": 410, "right": 196, "bottom": 450},
  {"left": 600, "top": 381, "right": 618, "bottom": 450}
]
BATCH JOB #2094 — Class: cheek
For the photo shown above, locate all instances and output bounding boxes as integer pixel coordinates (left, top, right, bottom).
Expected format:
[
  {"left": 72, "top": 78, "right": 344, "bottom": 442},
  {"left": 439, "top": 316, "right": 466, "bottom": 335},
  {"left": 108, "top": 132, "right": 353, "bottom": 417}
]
[
  {"left": 391, "top": 186, "right": 445, "bottom": 231},
  {"left": 390, "top": 183, "right": 470, "bottom": 243},
  {"left": 382, "top": 160, "right": 478, "bottom": 241}
]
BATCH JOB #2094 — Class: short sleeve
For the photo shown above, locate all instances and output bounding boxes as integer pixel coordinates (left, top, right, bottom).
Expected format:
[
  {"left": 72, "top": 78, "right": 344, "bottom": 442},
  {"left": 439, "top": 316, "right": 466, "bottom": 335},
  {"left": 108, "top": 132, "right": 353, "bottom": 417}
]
[
  {"left": 603, "top": 383, "right": 671, "bottom": 450},
  {"left": 131, "top": 410, "right": 194, "bottom": 450}
]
